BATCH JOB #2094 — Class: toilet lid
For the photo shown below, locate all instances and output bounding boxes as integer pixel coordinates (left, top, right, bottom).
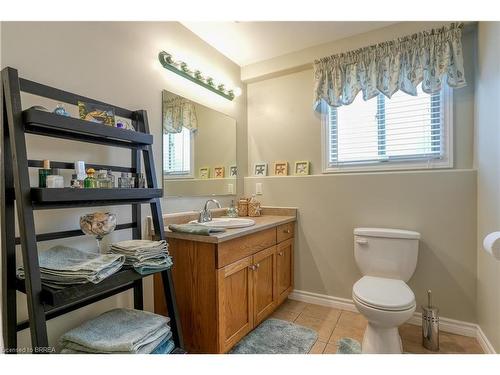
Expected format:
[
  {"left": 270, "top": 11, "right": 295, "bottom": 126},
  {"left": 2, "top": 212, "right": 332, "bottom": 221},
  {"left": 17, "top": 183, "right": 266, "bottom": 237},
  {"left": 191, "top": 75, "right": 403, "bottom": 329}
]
[{"left": 353, "top": 276, "right": 415, "bottom": 311}]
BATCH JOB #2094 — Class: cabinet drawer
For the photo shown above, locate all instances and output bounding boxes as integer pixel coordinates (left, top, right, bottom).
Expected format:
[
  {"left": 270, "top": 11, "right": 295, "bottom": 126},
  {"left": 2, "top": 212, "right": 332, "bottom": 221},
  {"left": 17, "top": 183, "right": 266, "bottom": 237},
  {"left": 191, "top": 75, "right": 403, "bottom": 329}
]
[
  {"left": 277, "top": 222, "right": 294, "bottom": 243},
  {"left": 217, "top": 228, "right": 276, "bottom": 268}
]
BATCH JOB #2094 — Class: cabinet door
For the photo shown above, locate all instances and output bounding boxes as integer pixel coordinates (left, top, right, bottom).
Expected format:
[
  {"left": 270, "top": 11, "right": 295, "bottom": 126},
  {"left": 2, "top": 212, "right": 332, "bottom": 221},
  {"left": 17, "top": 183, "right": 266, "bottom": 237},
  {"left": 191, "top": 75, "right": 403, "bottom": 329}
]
[
  {"left": 276, "top": 238, "right": 294, "bottom": 303},
  {"left": 217, "top": 255, "right": 254, "bottom": 353},
  {"left": 252, "top": 246, "right": 277, "bottom": 325}
]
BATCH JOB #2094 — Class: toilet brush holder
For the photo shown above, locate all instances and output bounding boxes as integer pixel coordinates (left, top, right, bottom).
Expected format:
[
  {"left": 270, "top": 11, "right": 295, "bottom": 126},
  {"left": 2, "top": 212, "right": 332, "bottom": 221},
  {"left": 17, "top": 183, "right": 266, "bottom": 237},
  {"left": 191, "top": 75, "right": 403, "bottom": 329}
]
[{"left": 422, "top": 290, "right": 439, "bottom": 351}]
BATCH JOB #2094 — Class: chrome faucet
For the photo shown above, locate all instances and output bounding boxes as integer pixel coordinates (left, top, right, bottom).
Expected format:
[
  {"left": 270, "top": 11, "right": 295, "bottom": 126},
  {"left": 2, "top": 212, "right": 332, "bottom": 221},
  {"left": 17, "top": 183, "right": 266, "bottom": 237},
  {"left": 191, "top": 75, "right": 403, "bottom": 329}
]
[{"left": 198, "top": 199, "right": 221, "bottom": 223}]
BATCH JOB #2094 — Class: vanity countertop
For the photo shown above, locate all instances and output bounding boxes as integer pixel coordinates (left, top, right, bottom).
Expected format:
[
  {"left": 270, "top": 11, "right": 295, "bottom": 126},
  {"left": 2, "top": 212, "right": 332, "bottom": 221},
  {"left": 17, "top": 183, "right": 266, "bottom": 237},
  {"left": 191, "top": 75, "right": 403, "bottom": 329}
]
[{"left": 165, "top": 214, "right": 296, "bottom": 244}]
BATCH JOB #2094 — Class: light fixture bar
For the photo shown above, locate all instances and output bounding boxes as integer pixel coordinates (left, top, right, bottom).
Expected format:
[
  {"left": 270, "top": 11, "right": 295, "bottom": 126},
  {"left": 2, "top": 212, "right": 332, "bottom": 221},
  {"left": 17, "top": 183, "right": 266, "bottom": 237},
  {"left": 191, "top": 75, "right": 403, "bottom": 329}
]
[{"left": 158, "top": 51, "right": 236, "bottom": 101}]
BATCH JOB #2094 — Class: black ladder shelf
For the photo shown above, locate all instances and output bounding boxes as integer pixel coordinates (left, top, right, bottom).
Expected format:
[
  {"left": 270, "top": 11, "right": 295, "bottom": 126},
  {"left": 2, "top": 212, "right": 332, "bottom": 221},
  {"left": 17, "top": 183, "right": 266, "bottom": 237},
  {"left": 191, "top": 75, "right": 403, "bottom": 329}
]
[{"left": 1, "top": 67, "right": 185, "bottom": 353}]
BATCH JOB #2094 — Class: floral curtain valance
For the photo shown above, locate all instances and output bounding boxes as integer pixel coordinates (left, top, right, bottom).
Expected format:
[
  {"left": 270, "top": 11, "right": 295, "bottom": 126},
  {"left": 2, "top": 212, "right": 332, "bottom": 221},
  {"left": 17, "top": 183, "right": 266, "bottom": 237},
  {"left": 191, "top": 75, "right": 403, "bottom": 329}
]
[
  {"left": 313, "top": 23, "right": 466, "bottom": 112},
  {"left": 163, "top": 96, "right": 198, "bottom": 134}
]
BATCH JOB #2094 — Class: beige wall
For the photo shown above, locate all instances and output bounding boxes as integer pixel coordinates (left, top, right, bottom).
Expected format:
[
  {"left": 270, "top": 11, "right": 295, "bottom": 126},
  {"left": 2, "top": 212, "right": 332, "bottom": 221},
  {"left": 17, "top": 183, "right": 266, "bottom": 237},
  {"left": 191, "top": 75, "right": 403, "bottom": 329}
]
[
  {"left": 474, "top": 22, "right": 500, "bottom": 352},
  {"left": 245, "top": 25, "right": 479, "bottom": 323},
  {"left": 248, "top": 28, "right": 476, "bottom": 172},
  {"left": 0, "top": 21, "right": 246, "bottom": 349},
  {"left": 193, "top": 103, "right": 236, "bottom": 173},
  {"left": 245, "top": 171, "right": 477, "bottom": 322}
]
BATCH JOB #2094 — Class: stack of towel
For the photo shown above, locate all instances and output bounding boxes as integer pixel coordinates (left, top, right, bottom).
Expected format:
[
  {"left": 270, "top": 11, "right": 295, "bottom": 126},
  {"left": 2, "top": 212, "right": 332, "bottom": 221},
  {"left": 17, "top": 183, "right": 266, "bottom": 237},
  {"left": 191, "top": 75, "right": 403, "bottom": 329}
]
[
  {"left": 59, "top": 308, "right": 174, "bottom": 354},
  {"left": 108, "top": 240, "right": 172, "bottom": 276},
  {"left": 16, "top": 245, "right": 125, "bottom": 289}
]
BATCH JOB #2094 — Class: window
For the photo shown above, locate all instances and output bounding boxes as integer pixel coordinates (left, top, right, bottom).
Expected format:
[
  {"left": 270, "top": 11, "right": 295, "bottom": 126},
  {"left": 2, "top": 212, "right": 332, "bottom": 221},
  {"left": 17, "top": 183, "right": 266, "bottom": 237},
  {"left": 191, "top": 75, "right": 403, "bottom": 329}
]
[
  {"left": 163, "top": 127, "right": 194, "bottom": 178},
  {"left": 323, "top": 84, "right": 452, "bottom": 172}
]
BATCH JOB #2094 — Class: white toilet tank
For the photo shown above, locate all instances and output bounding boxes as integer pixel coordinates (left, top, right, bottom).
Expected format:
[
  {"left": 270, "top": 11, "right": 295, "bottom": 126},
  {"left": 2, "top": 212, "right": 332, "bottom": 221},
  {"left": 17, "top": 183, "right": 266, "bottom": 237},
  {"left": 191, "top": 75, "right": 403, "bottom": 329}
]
[{"left": 354, "top": 228, "right": 420, "bottom": 282}]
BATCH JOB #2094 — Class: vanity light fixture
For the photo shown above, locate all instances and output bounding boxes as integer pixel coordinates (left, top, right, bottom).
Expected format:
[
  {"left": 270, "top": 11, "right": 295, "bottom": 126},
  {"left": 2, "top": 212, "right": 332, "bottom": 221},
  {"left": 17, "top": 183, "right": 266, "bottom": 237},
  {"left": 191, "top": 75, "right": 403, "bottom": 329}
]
[{"left": 158, "top": 51, "right": 241, "bottom": 101}]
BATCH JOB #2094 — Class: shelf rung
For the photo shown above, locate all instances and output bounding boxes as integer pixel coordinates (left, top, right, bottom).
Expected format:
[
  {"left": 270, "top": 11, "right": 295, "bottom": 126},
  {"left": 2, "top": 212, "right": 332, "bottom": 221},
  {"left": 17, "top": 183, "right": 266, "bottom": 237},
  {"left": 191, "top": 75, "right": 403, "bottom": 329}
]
[
  {"left": 28, "top": 160, "right": 136, "bottom": 174},
  {"left": 15, "top": 268, "right": 160, "bottom": 307},
  {"left": 15, "top": 282, "right": 137, "bottom": 332},
  {"left": 14, "top": 223, "right": 136, "bottom": 245}
]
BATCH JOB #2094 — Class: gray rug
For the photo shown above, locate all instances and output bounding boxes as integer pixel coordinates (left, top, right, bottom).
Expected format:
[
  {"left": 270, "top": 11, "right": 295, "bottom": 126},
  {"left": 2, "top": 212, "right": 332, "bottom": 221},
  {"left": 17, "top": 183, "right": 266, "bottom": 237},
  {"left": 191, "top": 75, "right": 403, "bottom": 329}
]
[
  {"left": 230, "top": 318, "right": 318, "bottom": 354},
  {"left": 336, "top": 337, "right": 361, "bottom": 354}
]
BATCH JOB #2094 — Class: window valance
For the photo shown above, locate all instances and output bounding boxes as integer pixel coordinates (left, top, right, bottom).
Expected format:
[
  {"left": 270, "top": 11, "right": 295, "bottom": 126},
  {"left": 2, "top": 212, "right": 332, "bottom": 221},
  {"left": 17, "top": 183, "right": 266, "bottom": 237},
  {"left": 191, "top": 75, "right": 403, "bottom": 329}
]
[
  {"left": 163, "top": 96, "right": 198, "bottom": 134},
  {"left": 313, "top": 23, "right": 466, "bottom": 112}
]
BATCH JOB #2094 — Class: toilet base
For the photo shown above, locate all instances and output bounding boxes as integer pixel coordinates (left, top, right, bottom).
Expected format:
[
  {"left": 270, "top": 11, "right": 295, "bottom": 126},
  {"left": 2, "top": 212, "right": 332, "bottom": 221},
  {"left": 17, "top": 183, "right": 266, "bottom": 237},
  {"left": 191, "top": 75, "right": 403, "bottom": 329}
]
[{"left": 361, "top": 323, "right": 403, "bottom": 354}]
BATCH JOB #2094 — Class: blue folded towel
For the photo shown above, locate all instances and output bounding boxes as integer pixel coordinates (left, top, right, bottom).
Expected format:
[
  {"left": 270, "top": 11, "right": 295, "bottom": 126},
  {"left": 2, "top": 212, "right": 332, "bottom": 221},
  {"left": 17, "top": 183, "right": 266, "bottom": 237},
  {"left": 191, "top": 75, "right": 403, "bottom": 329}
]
[
  {"left": 151, "top": 339, "right": 175, "bottom": 354},
  {"left": 168, "top": 223, "right": 226, "bottom": 235},
  {"left": 59, "top": 308, "right": 170, "bottom": 354},
  {"left": 133, "top": 255, "right": 173, "bottom": 276},
  {"left": 150, "top": 331, "right": 175, "bottom": 354}
]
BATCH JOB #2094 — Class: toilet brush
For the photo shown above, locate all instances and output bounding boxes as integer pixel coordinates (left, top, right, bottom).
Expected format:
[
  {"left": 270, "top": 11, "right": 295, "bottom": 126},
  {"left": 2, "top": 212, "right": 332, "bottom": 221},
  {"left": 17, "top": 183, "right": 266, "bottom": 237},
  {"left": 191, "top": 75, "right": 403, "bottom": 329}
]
[{"left": 422, "top": 289, "right": 439, "bottom": 351}]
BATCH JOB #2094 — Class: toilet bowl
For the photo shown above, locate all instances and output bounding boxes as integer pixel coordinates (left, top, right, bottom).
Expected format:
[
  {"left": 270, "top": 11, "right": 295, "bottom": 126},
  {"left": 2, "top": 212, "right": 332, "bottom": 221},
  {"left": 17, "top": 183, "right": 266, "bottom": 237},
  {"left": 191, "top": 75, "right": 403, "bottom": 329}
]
[
  {"left": 353, "top": 228, "right": 420, "bottom": 354},
  {"left": 353, "top": 276, "right": 416, "bottom": 353}
]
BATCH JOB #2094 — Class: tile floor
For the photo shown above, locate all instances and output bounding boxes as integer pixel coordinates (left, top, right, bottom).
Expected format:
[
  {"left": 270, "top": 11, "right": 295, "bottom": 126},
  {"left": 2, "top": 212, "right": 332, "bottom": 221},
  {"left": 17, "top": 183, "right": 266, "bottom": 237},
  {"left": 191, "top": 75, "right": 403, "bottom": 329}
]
[{"left": 270, "top": 299, "right": 484, "bottom": 354}]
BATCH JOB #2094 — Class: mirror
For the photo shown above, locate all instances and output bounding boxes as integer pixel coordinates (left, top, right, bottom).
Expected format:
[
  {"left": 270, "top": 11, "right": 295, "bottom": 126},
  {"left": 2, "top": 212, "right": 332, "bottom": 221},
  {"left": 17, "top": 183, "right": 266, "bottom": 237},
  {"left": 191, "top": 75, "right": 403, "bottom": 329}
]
[{"left": 162, "top": 90, "right": 237, "bottom": 197}]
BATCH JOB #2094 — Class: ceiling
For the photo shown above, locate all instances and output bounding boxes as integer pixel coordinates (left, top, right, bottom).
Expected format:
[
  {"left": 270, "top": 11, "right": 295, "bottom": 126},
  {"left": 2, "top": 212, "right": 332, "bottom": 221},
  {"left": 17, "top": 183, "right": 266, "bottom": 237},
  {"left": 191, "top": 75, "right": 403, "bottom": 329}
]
[{"left": 181, "top": 21, "right": 396, "bottom": 66}]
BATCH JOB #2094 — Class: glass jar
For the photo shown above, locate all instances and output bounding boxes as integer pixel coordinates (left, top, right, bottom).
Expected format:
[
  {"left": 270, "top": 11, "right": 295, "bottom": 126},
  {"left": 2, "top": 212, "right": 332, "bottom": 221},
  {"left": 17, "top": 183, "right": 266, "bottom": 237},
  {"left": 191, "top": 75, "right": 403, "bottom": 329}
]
[
  {"left": 96, "top": 170, "right": 112, "bottom": 188},
  {"left": 118, "top": 172, "right": 134, "bottom": 188}
]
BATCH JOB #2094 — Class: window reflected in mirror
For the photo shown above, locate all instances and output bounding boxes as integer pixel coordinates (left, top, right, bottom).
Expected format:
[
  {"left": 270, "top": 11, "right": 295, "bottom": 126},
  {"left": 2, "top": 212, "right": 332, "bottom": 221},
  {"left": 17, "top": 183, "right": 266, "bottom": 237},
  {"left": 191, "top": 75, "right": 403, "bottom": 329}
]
[{"left": 162, "top": 90, "right": 237, "bottom": 197}]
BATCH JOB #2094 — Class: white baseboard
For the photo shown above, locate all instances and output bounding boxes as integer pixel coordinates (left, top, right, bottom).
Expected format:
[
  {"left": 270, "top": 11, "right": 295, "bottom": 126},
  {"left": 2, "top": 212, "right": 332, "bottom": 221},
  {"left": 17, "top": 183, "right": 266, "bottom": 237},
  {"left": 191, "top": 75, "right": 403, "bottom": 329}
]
[
  {"left": 289, "top": 289, "right": 496, "bottom": 354},
  {"left": 477, "top": 326, "right": 496, "bottom": 354}
]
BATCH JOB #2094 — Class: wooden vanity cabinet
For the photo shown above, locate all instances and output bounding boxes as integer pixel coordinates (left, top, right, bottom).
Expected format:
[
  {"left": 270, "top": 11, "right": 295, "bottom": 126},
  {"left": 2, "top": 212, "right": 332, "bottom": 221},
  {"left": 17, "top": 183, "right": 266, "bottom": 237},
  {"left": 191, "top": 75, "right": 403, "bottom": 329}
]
[
  {"left": 276, "top": 238, "right": 294, "bottom": 304},
  {"left": 217, "top": 255, "right": 254, "bottom": 352},
  {"left": 154, "top": 221, "right": 295, "bottom": 353}
]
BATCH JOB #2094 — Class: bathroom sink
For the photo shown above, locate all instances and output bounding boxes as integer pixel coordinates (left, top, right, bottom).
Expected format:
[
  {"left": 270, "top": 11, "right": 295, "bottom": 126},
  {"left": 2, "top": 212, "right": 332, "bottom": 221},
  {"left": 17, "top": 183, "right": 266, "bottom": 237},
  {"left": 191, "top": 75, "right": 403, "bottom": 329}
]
[{"left": 189, "top": 218, "right": 256, "bottom": 229}]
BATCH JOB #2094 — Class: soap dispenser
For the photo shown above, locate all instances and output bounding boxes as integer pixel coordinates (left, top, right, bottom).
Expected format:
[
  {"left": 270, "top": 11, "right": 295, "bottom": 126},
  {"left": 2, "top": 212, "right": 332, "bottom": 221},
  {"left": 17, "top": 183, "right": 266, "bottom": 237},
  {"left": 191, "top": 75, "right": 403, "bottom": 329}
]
[{"left": 227, "top": 200, "right": 239, "bottom": 218}]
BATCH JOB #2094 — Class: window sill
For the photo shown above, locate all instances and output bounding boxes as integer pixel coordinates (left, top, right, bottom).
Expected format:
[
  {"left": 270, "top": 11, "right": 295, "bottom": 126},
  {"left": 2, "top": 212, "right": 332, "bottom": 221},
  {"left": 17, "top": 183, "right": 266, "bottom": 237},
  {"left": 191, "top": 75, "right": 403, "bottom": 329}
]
[{"left": 322, "top": 159, "right": 453, "bottom": 174}]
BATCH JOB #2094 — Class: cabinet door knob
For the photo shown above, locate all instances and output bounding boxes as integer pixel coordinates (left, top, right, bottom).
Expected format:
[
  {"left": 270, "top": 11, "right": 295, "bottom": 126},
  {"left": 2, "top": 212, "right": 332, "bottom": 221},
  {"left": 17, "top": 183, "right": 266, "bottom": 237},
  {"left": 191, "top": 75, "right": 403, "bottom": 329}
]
[
  {"left": 248, "top": 265, "right": 256, "bottom": 271},
  {"left": 255, "top": 263, "right": 260, "bottom": 268},
  {"left": 283, "top": 229, "right": 291, "bottom": 234},
  {"left": 278, "top": 251, "right": 284, "bottom": 256}
]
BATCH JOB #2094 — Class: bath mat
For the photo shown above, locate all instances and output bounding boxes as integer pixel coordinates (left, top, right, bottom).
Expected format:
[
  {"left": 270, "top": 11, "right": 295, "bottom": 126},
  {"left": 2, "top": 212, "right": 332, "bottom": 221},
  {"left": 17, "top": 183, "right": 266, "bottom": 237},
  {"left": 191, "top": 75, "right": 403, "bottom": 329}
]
[
  {"left": 230, "top": 318, "right": 317, "bottom": 354},
  {"left": 336, "top": 337, "right": 361, "bottom": 354}
]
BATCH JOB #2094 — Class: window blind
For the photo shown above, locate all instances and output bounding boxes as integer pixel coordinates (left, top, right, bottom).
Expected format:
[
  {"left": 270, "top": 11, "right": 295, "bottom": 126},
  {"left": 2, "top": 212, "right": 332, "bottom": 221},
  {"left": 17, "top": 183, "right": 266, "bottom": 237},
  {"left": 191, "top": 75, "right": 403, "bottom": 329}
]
[
  {"left": 328, "top": 85, "right": 443, "bottom": 166},
  {"left": 163, "top": 127, "right": 192, "bottom": 175}
]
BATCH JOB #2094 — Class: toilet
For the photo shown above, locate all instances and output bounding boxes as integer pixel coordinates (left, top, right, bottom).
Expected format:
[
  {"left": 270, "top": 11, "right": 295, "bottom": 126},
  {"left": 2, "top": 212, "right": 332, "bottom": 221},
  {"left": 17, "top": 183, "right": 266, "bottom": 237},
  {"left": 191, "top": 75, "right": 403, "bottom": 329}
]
[{"left": 352, "top": 227, "right": 420, "bottom": 354}]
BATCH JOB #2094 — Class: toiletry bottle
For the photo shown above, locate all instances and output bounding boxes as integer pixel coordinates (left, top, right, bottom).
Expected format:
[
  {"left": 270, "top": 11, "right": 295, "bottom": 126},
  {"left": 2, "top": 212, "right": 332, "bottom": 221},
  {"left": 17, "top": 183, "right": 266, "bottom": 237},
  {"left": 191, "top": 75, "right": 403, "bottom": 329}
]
[
  {"left": 227, "top": 200, "right": 239, "bottom": 218},
  {"left": 96, "top": 169, "right": 111, "bottom": 188},
  {"left": 74, "top": 161, "right": 86, "bottom": 183},
  {"left": 46, "top": 175, "right": 64, "bottom": 188},
  {"left": 107, "top": 170, "right": 115, "bottom": 188},
  {"left": 84, "top": 168, "right": 97, "bottom": 188},
  {"left": 38, "top": 159, "right": 52, "bottom": 188},
  {"left": 135, "top": 173, "right": 146, "bottom": 188},
  {"left": 70, "top": 174, "right": 82, "bottom": 188},
  {"left": 118, "top": 172, "right": 131, "bottom": 188}
]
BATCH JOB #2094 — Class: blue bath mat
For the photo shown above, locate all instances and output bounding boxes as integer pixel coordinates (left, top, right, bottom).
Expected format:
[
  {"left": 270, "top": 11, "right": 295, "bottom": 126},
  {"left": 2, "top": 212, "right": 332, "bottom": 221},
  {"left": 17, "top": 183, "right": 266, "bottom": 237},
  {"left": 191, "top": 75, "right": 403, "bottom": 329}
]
[
  {"left": 336, "top": 337, "right": 361, "bottom": 354},
  {"left": 230, "top": 318, "right": 318, "bottom": 354}
]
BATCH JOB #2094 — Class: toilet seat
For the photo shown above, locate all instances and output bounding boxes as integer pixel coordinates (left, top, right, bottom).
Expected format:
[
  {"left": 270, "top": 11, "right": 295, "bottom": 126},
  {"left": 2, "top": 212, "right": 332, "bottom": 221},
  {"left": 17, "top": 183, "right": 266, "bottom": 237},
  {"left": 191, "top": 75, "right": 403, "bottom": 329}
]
[{"left": 353, "top": 276, "right": 415, "bottom": 311}]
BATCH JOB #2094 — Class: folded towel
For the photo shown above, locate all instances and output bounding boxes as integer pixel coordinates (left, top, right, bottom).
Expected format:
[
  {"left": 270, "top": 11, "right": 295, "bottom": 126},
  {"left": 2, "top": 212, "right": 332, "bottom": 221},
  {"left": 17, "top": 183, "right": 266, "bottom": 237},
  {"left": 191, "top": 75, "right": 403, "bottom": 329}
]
[
  {"left": 168, "top": 223, "right": 226, "bottom": 235},
  {"left": 133, "top": 255, "right": 173, "bottom": 276},
  {"left": 110, "top": 240, "right": 167, "bottom": 251},
  {"left": 17, "top": 245, "right": 125, "bottom": 288},
  {"left": 109, "top": 240, "right": 172, "bottom": 276},
  {"left": 61, "top": 328, "right": 170, "bottom": 354},
  {"left": 59, "top": 308, "right": 171, "bottom": 354},
  {"left": 151, "top": 336, "right": 175, "bottom": 354}
]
